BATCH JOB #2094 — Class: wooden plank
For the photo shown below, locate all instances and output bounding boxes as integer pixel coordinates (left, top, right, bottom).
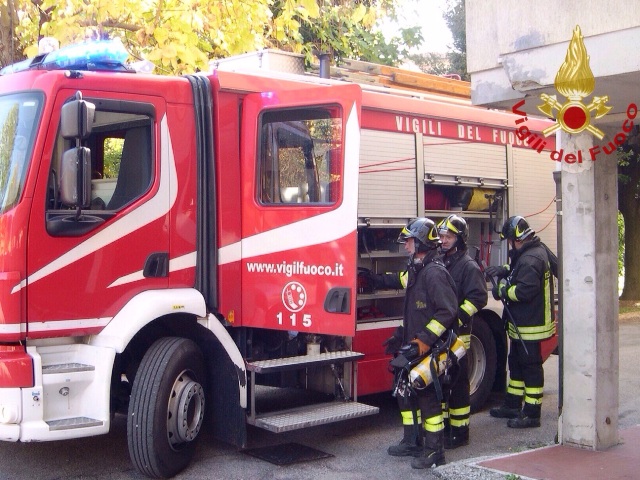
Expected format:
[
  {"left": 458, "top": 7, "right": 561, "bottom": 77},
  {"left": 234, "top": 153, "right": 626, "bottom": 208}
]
[{"left": 310, "top": 59, "right": 471, "bottom": 98}]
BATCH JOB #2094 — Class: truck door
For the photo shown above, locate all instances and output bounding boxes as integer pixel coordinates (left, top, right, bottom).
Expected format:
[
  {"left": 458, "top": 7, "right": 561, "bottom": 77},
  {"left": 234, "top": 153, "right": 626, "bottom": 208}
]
[
  {"left": 26, "top": 89, "right": 170, "bottom": 336},
  {"left": 239, "top": 84, "right": 361, "bottom": 337}
]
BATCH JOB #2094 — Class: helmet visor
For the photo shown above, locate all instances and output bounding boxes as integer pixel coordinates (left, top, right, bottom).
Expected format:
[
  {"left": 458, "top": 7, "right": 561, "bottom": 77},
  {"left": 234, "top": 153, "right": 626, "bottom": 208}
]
[{"left": 397, "top": 226, "right": 412, "bottom": 244}]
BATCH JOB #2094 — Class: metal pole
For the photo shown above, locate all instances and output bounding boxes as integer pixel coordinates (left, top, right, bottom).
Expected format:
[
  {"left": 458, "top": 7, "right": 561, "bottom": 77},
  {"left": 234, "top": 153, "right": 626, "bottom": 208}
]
[{"left": 553, "top": 170, "right": 563, "bottom": 421}]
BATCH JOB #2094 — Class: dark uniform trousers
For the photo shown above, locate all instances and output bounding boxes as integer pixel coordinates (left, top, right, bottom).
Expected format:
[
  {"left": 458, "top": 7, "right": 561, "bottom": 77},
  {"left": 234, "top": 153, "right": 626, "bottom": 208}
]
[{"left": 504, "top": 340, "right": 544, "bottom": 417}]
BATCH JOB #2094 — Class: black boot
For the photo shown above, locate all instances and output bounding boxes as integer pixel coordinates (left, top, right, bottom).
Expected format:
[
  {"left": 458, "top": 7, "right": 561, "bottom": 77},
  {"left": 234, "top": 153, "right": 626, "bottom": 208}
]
[
  {"left": 411, "top": 431, "right": 445, "bottom": 469},
  {"left": 489, "top": 405, "right": 520, "bottom": 419},
  {"left": 507, "top": 414, "right": 540, "bottom": 428},
  {"left": 490, "top": 392, "right": 522, "bottom": 419},
  {"left": 507, "top": 405, "right": 541, "bottom": 428},
  {"left": 444, "top": 425, "right": 469, "bottom": 449},
  {"left": 387, "top": 425, "right": 422, "bottom": 457}
]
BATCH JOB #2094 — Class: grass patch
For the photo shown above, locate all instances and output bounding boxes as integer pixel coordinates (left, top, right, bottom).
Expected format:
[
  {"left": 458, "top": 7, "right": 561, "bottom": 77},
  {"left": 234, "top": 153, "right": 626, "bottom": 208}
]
[{"left": 619, "top": 300, "right": 640, "bottom": 315}]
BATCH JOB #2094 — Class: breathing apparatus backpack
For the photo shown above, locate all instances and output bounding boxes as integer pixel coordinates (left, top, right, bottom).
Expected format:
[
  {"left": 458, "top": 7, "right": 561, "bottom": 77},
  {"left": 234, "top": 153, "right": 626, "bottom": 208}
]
[{"left": 390, "top": 331, "right": 466, "bottom": 399}]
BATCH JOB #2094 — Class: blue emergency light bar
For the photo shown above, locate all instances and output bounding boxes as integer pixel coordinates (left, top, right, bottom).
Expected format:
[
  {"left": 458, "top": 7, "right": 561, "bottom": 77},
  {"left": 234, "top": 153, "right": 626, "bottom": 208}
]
[{"left": 0, "top": 40, "right": 131, "bottom": 75}]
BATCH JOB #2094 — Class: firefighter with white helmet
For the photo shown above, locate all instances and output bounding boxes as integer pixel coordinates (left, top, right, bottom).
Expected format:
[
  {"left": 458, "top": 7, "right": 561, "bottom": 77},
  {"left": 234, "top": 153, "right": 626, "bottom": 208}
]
[
  {"left": 437, "top": 214, "right": 487, "bottom": 448},
  {"left": 384, "top": 217, "right": 458, "bottom": 469},
  {"left": 486, "top": 215, "right": 554, "bottom": 428}
]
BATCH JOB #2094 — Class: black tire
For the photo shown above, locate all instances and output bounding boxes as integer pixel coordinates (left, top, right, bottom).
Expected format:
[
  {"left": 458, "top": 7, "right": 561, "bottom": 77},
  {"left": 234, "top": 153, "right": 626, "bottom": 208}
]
[
  {"left": 127, "top": 337, "right": 206, "bottom": 479},
  {"left": 468, "top": 316, "right": 497, "bottom": 413}
]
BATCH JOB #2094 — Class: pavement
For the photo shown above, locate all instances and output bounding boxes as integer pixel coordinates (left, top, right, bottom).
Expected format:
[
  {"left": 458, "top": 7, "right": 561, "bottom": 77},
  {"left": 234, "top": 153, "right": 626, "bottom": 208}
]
[
  {"left": 431, "top": 314, "right": 640, "bottom": 480},
  {"left": 433, "top": 424, "right": 639, "bottom": 480},
  {"left": 0, "top": 319, "right": 636, "bottom": 479}
]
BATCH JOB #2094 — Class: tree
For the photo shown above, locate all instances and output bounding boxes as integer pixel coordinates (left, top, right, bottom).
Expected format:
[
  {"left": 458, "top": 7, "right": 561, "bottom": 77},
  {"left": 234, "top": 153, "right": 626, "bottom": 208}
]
[
  {"left": 0, "top": 0, "right": 33, "bottom": 67},
  {"left": 618, "top": 128, "right": 640, "bottom": 300},
  {"left": 442, "top": 0, "right": 467, "bottom": 80},
  {"left": 0, "top": 0, "right": 418, "bottom": 74},
  {"left": 409, "top": 0, "right": 467, "bottom": 80},
  {"left": 407, "top": 51, "right": 449, "bottom": 76}
]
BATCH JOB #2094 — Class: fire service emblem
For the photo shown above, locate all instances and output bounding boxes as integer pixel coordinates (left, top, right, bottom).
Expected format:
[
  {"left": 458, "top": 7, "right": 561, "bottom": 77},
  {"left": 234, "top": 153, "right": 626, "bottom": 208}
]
[{"left": 537, "top": 26, "right": 612, "bottom": 139}]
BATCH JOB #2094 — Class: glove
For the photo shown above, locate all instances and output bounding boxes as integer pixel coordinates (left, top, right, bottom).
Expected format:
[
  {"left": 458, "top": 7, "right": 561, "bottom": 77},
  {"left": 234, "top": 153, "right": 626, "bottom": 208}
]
[
  {"left": 492, "top": 279, "right": 508, "bottom": 300},
  {"left": 458, "top": 308, "right": 472, "bottom": 328},
  {"left": 485, "top": 264, "right": 510, "bottom": 279},
  {"left": 382, "top": 326, "right": 404, "bottom": 354},
  {"left": 411, "top": 337, "right": 430, "bottom": 356}
]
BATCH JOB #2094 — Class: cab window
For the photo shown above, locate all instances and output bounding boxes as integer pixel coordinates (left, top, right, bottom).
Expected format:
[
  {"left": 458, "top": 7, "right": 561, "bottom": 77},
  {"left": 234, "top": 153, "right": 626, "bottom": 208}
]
[
  {"left": 47, "top": 99, "right": 154, "bottom": 216},
  {"left": 258, "top": 107, "right": 342, "bottom": 205}
]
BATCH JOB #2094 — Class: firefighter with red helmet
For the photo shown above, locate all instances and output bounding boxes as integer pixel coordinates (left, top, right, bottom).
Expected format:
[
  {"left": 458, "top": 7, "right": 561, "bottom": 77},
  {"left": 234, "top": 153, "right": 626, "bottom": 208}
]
[
  {"left": 437, "top": 214, "right": 488, "bottom": 448},
  {"left": 485, "top": 215, "right": 554, "bottom": 428},
  {"left": 384, "top": 217, "right": 458, "bottom": 469}
]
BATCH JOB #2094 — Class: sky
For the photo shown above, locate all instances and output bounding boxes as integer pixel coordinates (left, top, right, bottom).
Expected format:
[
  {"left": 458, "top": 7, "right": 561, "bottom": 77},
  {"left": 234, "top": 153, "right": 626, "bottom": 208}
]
[{"left": 379, "top": 0, "right": 453, "bottom": 54}]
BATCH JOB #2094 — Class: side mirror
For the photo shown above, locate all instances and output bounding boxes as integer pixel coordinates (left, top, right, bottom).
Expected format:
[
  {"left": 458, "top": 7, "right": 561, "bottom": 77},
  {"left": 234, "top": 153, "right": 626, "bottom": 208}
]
[
  {"left": 60, "top": 147, "right": 92, "bottom": 208},
  {"left": 60, "top": 98, "right": 95, "bottom": 140}
]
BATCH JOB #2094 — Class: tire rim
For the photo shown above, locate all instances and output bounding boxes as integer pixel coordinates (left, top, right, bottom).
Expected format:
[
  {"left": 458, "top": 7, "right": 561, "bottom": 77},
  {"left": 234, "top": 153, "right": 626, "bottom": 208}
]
[
  {"left": 167, "top": 369, "right": 205, "bottom": 449},
  {"left": 468, "top": 334, "right": 486, "bottom": 396}
]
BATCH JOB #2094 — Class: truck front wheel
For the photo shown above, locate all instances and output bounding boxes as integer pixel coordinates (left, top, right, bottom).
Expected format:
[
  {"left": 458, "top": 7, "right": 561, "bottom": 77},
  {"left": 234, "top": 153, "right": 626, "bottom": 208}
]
[
  {"left": 127, "top": 337, "right": 206, "bottom": 478},
  {"left": 468, "top": 316, "right": 497, "bottom": 413}
]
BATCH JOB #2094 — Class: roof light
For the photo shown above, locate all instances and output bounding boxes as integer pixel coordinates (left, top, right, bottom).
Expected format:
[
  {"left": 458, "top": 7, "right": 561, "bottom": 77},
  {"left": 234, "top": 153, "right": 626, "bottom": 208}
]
[
  {"left": 0, "top": 39, "right": 131, "bottom": 75},
  {"left": 38, "top": 37, "right": 60, "bottom": 55},
  {"left": 42, "top": 39, "right": 130, "bottom": 70}
]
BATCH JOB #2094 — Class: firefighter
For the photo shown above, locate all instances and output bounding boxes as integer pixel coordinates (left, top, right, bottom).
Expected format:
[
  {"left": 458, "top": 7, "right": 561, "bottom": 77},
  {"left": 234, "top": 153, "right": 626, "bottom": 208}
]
[
  {"left": 436, "top": 215, "right": 488, "bottom": 448},
  {"left": 485, "top": 215, "right": 554, "bottom": 428},
  {"left": 383, "top": 217, "right": 458, "bottom": 469}
]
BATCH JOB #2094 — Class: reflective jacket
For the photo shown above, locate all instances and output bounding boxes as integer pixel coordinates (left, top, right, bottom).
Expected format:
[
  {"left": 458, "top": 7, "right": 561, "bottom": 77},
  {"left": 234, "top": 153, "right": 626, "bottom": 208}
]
[
  {"left": 403, "top": 255, "right": 458, "bottom": 348},
  {"left": 503, "top": 237, "right": 555, "bottom": 341},
  {"left": 441, "top": 248, "right": 488, "bottom": 334}
]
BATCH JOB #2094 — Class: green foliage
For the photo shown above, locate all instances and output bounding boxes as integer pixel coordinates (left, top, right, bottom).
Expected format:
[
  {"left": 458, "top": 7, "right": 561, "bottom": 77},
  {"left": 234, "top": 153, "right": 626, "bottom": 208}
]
[
  {"left": 442, "top": 0, "right": 467, "bottom": 80},
  {"left": 0, "top": 105, "right": 18, "bottom": 205},
  {"left": 617, "top": 129, "right": 640, "bottom": 299},
  {"left": 618, "top": 211, "right": 625, "bottom": 277},
  {"left": 293, "top": 2, "right": 423, "bottom": 66},
  {"left": 103, "top": 138, "right": 123, "bottom": 179},
  {"left": 409, "top": 0, "right": 467, "bottom": 80},
  {"left": 2, "top": 0, "right": 416, "bottom": 74},
  {"left": 408, "top": 52, "right": 449, "bottom": 76}
]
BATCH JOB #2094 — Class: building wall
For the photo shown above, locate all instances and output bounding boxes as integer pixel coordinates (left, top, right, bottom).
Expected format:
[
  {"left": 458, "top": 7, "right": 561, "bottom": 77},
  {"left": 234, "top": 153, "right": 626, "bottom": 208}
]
[
  {"left": 467, "top": 0, "right": 640, "bottom": 73},
  {"left": 466, "top": 0, "right": 640, "bottom": 123}
]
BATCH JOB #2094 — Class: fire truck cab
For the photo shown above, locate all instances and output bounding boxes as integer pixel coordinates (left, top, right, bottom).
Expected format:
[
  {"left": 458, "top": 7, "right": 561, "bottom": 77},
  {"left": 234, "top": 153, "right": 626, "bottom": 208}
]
[{"left": 0, "top": 41, "right": 557, "bottom": 478}]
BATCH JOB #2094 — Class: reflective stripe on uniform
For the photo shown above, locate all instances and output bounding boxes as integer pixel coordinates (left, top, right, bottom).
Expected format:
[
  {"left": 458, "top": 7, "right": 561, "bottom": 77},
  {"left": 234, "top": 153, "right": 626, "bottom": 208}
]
[
  {"left": 460, "top": 299, "right": 478, "bottom": 317},
  {"left": 524, "top": 386, "right": 544, "bottom": 405},
  {"left": 400, "top": 271, "right": 408, "bottom": 289},
  {"left": 426, "top": 319, "right": 446, "bottom": 337},
  {"left": 507, "top": 263, "right": 554, "bottom": 341},
  {"left": 423, "top": 413, "right": 444, "bottom": 433},
  {"left": 506, "top": 379, "right": 525, "bottom": 397},
  {"left": 401, "top": 409, "right": 421, "bottom": 425},
  {"left": 507, "top": 321, "right": 555, "bottom": 341},
  {"left": 448, "top": 405, "right": 470, "bottom": 427}
]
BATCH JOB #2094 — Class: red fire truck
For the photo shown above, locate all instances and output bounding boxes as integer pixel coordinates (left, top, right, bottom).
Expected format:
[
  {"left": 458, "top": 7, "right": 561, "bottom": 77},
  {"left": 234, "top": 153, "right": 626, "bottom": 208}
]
[{"left": 0, "top": 41, "right": 557, "bottom": 478}]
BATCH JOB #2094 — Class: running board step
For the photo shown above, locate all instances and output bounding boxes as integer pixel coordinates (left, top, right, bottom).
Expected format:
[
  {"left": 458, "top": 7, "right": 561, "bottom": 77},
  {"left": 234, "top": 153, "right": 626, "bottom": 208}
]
[
  {"left": 247, "top": 351, "right": 364, "bottom": 374},
  {"left": 46, "top": 417, "right": 103, "bottom": 431},
  {"left": 43, "top": 363, "right": 95, "bottom": 374},
  {"left": 249, "top": 401, "right": 379, "bottom": 433}
]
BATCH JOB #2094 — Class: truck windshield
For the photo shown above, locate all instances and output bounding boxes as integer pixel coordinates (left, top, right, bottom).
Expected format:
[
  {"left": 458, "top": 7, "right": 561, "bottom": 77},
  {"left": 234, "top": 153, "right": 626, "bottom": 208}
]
[{"left": 0, "top": 93, "right": 42, "bottom": 214}]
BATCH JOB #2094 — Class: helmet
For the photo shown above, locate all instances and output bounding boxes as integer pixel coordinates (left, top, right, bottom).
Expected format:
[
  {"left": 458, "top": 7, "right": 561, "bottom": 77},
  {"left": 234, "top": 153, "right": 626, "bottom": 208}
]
[
  {"left": 437, "top": 214, "right": 468, "bottom": 246},
  {"left": 398, "top": 217, "right": 441, "bottom": 252},
  {"left": 500, "top": 215, "right": 534, "bottom": 241}
]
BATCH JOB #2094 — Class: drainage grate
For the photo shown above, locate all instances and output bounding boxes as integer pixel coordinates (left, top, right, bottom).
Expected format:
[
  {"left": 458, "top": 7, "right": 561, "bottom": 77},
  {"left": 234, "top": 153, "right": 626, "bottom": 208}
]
[{"left": 243, "top": 442, "right": 333, "bottom": 466}]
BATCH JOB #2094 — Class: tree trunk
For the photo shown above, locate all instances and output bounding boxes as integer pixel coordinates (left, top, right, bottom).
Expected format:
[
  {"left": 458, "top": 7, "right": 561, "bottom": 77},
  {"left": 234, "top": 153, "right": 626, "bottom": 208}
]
[
  {"left": 0, "top": 2, "right": 18, "bottom": 68},
  {"left": 619, "top": 152, "right": 640, "bottom": 301}
]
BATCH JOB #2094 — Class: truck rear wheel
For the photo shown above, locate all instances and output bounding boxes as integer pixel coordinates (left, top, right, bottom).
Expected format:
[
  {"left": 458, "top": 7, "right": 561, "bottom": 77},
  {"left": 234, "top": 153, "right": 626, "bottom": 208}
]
[
  {"left": 468, "top": 317, "right": 497, "bottom": 412},
  {"left": 127, "top": 337, "right": 206, "bottom": 478}
]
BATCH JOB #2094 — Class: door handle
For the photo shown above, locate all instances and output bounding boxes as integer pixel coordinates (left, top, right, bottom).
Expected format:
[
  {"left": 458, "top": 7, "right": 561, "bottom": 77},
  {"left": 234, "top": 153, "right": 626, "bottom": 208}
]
[{"left": 324, "top": 287, "right": 351, "bottom": 314}]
